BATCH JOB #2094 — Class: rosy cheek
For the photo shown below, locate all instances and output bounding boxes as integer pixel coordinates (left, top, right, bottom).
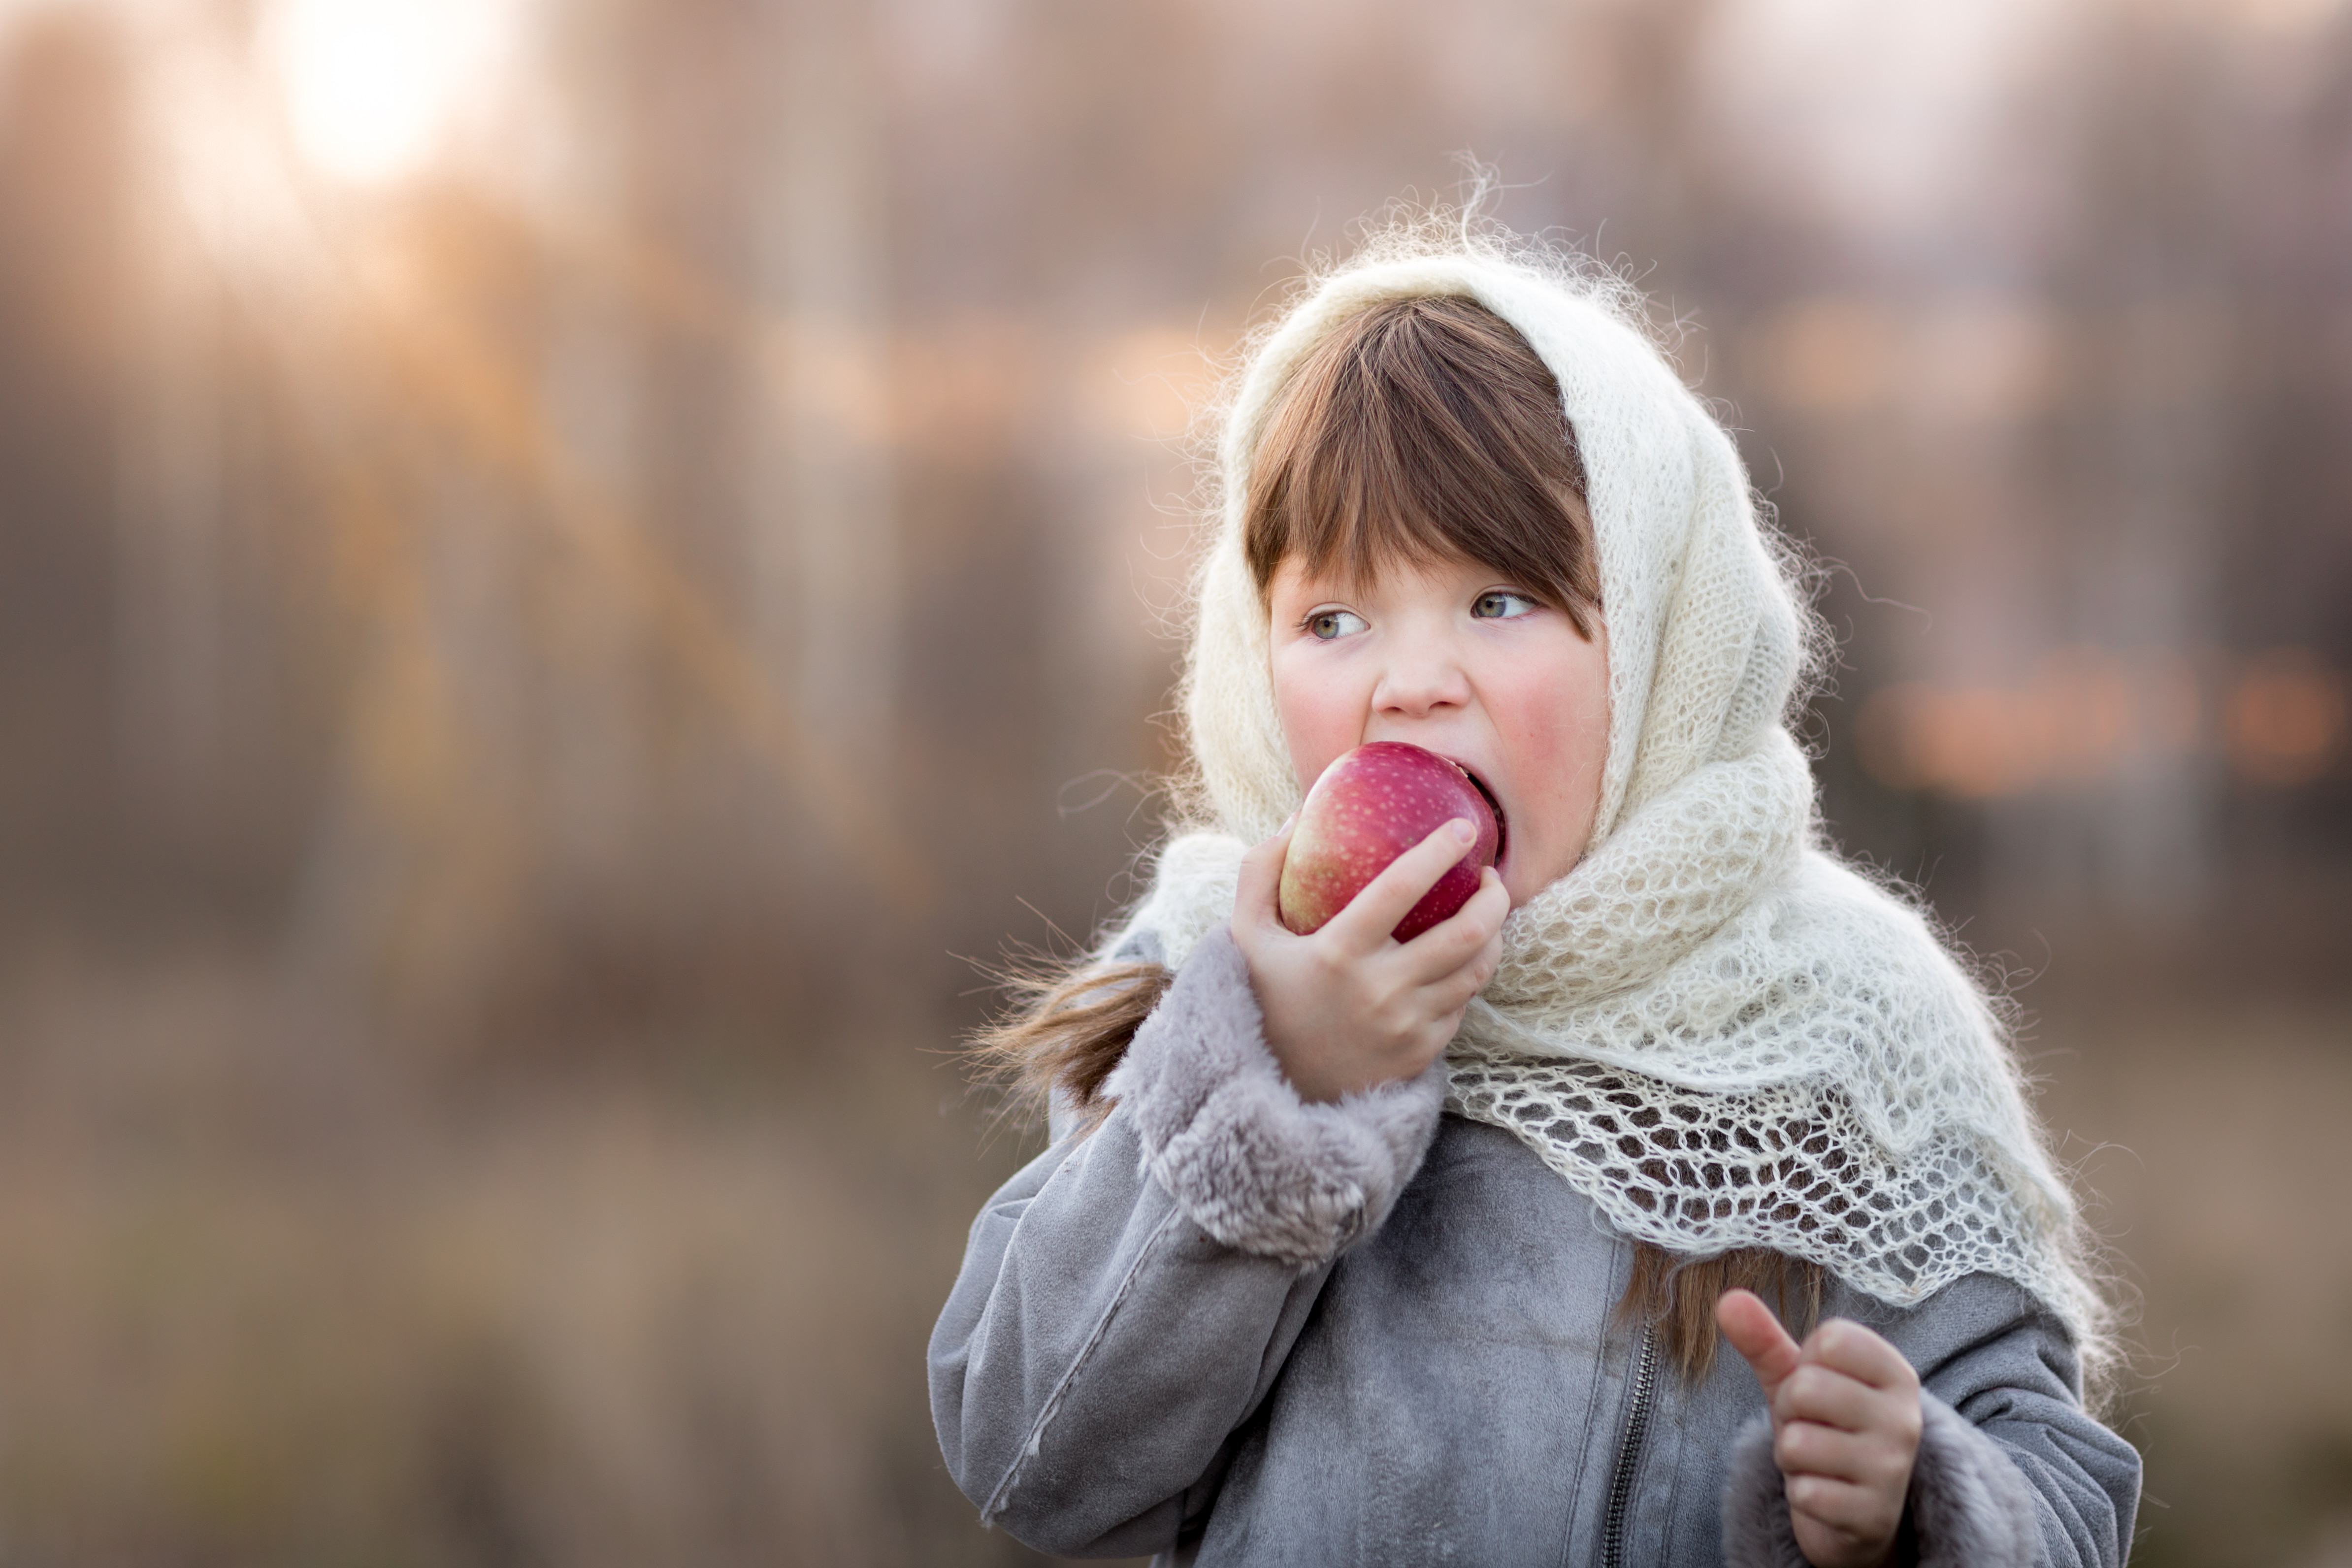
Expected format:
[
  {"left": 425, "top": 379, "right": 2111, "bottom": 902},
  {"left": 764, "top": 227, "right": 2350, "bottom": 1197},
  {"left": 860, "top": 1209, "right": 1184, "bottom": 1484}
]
[
  {"left": 1507, "top": 682, "right": 1586, "bottom": 776},
  {"left": 1498, "top": 656, "right": 1609, "bottom": 882},
  {"left": 1273, "top": 659, "right": 1354, "bottom": 788}
]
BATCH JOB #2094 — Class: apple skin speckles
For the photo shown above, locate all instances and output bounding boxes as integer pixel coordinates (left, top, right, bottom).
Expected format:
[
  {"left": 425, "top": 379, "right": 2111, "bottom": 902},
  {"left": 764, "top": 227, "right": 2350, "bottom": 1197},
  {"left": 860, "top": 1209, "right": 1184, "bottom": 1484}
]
[{"left": 1277, "top": 741, "right": 1502, "bottom": 942}]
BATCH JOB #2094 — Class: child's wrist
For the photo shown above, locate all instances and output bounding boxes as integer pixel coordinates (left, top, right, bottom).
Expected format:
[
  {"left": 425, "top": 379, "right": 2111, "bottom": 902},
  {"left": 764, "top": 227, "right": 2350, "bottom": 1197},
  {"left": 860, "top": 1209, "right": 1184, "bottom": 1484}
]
[{"left": 1259, "top": 1008, "right": 1371, "bottom": 1102}]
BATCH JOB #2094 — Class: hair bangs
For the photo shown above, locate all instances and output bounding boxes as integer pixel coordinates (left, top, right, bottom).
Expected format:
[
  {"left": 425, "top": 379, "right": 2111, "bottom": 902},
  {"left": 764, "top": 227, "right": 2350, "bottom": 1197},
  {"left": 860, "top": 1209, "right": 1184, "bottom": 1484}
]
[{"left": 1244, "top": 294, "right": 1599, "bottom": 637}]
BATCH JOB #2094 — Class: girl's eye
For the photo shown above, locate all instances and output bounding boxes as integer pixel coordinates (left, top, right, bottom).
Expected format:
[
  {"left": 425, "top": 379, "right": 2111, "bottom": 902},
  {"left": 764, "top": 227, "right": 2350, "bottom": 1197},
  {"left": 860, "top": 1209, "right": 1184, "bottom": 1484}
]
[
  {"left": 1306, "top": 609, "right": 1368, "bottom": 641},
  {"left": 1472, "top": 590, "right": 1538, "bottom": 620}
]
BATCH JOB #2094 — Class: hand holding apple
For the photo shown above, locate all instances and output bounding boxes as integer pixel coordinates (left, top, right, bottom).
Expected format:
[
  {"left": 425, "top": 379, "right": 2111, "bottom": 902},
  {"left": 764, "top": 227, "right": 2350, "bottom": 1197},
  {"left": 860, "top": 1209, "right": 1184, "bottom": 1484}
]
[{"left": 1232, "top": 807, "right": 1507, "bottom": 1105}]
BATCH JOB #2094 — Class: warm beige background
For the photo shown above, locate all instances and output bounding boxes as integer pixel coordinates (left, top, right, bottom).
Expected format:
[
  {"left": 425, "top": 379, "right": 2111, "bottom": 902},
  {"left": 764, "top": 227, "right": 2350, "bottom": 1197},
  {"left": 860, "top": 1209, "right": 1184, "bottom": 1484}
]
[{"left": 0, "top": 0, "right": 2346, "bottom": 1562}]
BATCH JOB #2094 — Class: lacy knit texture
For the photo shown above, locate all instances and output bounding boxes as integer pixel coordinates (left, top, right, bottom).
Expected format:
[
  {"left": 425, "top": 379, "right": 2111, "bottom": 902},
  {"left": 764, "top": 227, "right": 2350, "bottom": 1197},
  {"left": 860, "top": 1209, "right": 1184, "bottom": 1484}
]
[{"left": 1116, "top": 233, "right": 2106, "bottom": 1356}]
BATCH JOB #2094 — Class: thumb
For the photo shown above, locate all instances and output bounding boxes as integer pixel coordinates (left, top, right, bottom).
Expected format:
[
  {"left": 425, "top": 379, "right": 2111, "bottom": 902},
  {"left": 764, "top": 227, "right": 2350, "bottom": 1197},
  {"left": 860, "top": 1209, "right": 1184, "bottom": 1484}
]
[
  {"left": 1716, "top": 1289, "right": 1802, "bottom": 1405},
  {"left": 1235, "top": 816, "right": 1297, "bottom": 934}
]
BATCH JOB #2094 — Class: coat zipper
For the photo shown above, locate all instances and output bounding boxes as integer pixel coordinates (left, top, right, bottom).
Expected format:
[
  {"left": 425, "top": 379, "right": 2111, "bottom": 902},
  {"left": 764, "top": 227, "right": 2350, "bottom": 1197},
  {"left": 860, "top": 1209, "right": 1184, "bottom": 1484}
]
[{"left": 1600, "top": 1322, "right": 1659, "bottom": 1568}]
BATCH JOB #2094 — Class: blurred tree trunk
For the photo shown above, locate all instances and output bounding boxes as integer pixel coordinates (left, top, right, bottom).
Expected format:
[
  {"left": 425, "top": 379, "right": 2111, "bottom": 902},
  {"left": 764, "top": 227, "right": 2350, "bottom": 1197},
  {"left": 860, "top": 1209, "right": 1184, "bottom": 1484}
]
[
  {"left": 744, "top": 0, "right": 898, "bottom": 783},
  {"left": 116, "top": 168, "right": 227, "bottom": 835}
]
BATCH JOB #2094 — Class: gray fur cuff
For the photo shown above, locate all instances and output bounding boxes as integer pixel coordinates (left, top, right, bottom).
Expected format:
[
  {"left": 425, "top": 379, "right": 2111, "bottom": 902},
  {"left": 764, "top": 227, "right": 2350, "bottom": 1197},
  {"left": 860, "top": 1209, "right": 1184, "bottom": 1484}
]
[
  {"left": 1723, "top": 1391, "right": 2042, "bottom": 1568},
  {"left": 1102, "top": 923, "right": 1446, "bottom": 1269}
]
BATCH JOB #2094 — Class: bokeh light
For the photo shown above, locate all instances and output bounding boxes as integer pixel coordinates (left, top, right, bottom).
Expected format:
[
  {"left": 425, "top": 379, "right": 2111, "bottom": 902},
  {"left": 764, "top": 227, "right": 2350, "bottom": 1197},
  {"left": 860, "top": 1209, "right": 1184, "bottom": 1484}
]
[{"left": 259, "top": 0, "right": 518, "bottom": 184}]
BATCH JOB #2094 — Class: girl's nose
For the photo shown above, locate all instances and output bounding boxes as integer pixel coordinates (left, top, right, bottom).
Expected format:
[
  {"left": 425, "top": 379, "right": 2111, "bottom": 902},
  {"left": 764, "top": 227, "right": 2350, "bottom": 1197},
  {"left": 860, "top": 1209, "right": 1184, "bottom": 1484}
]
[{"left": 1372, "top": 639, "right": 1472, "bottom": 719}]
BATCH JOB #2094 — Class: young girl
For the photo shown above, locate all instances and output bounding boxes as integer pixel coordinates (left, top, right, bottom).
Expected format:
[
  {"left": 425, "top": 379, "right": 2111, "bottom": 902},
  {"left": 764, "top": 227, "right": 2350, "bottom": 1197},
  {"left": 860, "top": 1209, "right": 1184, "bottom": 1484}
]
[{"left": 930, "top": 229, "right": 2140, "bottom": 1567}]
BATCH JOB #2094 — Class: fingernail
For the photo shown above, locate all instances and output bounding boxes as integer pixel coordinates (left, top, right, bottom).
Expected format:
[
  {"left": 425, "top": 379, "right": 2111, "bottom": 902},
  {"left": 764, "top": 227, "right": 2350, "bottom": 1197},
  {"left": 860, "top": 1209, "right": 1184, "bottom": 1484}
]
[{"left": 1449, "top": 818, "right": 1475, "bottom": 846}]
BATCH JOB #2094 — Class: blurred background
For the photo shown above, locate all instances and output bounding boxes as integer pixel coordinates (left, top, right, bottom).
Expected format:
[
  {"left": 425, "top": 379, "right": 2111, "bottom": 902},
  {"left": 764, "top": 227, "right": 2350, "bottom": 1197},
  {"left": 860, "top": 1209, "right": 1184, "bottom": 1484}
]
[{"left": 0, "top": 0, "right": 2346, "bottom": 1561}]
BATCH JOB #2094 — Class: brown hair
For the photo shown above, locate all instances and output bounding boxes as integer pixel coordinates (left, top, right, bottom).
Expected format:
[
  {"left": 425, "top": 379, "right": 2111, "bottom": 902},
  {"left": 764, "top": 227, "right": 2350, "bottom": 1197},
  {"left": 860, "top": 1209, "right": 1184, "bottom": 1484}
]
[
  {"left": 1242, "top": 293, "right": 1600, "bottom": 637},
  {"left": 977, "top": 292, "right": 1813, "bottom": 1382},
  {"left": 1620, "top": 1243, "right": 1823, "bottom": 1384},
  {"left": 970, "top": 961, "right": 1170, "bottom": 1137}
]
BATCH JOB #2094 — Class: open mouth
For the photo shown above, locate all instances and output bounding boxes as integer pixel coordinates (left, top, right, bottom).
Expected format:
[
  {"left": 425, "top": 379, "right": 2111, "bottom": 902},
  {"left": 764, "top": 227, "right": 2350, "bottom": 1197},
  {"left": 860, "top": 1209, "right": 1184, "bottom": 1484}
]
[{"left": 1458, "top": 763, "right": 1509, "bottom": 867}]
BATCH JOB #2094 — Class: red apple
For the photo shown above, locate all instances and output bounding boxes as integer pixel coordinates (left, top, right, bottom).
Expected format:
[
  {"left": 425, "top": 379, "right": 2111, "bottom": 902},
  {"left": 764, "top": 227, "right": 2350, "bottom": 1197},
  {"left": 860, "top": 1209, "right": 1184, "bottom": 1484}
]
[{"left": 1277, "top": 741, "right": 1502, "bottom": 941}]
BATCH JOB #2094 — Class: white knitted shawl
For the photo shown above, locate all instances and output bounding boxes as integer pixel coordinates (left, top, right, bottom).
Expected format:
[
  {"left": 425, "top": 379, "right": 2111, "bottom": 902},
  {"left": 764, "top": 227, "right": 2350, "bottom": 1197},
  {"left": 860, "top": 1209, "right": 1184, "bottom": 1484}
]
[{"left": 1115, "top": 235, "right": 2104, "bottom": 1352}]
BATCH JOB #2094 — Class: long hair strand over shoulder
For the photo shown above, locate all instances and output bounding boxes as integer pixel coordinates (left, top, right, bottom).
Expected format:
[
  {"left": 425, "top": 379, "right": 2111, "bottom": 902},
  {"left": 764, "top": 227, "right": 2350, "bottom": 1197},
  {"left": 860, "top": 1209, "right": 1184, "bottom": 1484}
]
[{"left": 971, "top": 960, "right": 1174, "bottom": 1136}]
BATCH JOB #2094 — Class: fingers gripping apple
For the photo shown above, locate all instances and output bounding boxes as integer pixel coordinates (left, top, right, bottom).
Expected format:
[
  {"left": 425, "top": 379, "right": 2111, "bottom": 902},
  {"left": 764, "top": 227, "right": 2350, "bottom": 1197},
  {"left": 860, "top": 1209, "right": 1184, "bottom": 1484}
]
[{"left": 1277, "top": 742, "right": 1503, "bottom": 941}]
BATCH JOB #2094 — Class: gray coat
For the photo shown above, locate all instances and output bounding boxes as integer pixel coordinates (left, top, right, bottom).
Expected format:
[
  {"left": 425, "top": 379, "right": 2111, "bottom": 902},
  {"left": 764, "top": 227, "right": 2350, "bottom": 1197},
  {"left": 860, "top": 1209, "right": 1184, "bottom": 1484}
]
[{"left": 930, "top": 926, "right": 2140, "bottom": 1566}]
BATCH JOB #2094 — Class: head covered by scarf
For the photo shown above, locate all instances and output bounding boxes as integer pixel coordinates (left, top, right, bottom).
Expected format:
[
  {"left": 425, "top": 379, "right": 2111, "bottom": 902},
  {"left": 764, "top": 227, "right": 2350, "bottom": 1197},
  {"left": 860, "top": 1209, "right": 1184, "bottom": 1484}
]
[{"left": 1116, "top": 226, "right": 2108, "bottom": 1361}]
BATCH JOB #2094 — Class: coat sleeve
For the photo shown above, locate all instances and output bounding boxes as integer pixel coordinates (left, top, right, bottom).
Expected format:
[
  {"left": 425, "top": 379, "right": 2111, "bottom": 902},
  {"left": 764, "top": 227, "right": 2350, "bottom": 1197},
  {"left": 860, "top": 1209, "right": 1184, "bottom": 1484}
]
[
  {"left": 1720, "top": 1274, "right": 2141, "bottom": 1568},
  {"left": 927, "top": 923, "right": 1447, "bottom": 1558}
]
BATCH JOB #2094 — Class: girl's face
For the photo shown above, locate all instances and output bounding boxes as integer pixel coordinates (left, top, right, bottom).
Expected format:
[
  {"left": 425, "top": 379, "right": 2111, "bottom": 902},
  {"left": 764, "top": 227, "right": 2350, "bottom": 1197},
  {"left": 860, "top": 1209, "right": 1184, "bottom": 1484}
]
[{"left": 1269, "top": 552, "right": 1610, "bottom": 909}]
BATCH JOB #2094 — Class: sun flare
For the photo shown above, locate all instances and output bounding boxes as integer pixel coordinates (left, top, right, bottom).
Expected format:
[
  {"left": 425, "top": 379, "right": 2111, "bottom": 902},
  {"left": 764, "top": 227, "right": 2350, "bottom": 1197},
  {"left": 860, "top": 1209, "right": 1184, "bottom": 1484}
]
[{"left": 261, "top": 0, "right": 515, "bottom": 185}]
